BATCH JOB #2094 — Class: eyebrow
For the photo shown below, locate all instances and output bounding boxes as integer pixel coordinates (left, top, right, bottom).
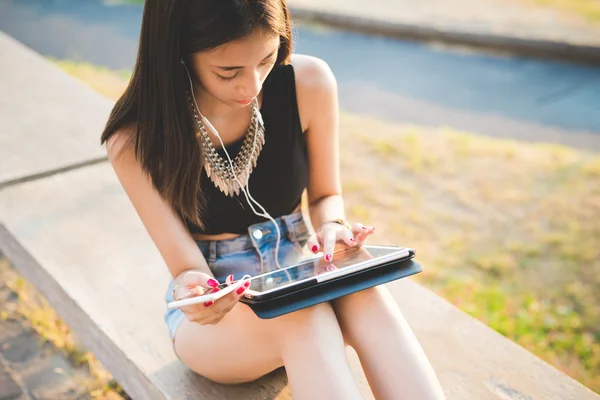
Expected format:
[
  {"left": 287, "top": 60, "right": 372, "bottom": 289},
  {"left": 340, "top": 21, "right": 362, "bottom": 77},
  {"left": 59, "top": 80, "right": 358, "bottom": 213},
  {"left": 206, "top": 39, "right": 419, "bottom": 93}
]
[{"left": 215, "top": 49, "right": 278, "bottom": 71}]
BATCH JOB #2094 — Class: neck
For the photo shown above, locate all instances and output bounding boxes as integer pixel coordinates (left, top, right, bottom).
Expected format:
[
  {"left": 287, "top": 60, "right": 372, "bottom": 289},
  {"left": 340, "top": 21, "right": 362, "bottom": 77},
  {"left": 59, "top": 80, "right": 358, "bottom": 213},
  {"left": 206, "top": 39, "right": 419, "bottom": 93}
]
[{"left": 193, "top": 83, "right": 241, "bottom": 122}]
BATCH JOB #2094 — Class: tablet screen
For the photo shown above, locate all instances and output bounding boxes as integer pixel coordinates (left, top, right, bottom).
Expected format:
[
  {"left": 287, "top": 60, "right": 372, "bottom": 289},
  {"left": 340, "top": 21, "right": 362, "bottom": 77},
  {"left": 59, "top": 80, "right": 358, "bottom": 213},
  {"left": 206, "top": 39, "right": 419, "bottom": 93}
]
[{"left": 247, "top": 245, "right": 410, "bottom": 294}]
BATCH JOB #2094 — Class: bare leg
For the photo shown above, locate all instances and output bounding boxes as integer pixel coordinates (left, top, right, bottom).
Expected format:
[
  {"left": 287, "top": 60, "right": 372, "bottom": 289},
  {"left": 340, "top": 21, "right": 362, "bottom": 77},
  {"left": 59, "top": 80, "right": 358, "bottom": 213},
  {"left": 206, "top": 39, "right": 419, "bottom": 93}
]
[
  {"left": 332, "top": 286, "right": 446, "bottom": 400},
  {"left": 174, "top": 301, "right": 364, "bottom": 400}
]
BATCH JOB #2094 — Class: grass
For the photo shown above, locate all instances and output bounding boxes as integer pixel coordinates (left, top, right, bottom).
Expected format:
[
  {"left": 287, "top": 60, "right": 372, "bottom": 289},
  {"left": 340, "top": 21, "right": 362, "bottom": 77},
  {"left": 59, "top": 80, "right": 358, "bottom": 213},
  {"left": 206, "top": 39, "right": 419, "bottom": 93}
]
[
  {"left": 2, "top": 59, "right": 597, "bottom": 394},
  {"left": 341, "top": 120, "right": 600, "bottom": 392},
  {"left": 1, "top": 259, "right": 128, "bottom": 399},
  {"left": 108, "top": 0, "right": 600, "bottom": 24},
  {"left": 50, "top": 58, "right": 132, "bottom": 100},
  {"left": 518, "top": 0, "right": 600, "bottom": 23}
]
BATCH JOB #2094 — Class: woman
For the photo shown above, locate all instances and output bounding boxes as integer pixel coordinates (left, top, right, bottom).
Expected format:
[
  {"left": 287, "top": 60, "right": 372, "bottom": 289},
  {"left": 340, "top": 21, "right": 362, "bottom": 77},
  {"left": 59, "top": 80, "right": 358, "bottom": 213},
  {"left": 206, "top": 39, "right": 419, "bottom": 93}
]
[{"left": 101, "top": 0, "right": 445, "bottom": 399}]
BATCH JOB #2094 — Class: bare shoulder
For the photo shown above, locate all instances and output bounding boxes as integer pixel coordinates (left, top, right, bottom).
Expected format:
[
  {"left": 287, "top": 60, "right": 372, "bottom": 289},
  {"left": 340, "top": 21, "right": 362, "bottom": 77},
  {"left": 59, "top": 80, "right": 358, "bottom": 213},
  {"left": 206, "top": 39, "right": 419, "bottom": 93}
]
[
  {"left": 290, "top": 54, "right": 336, "bottom": 89},
  {"left": 290, "top": 54, "right": 337, "bottom": 131},
  {"left": 105, "top": 125, "right": 136, "bottom": 162}
]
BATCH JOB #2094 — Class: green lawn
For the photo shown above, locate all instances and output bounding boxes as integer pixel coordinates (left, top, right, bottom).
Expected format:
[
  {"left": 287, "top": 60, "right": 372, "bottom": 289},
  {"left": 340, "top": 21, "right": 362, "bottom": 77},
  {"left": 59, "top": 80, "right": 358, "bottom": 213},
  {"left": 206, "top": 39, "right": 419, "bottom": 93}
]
[{"left": 339, "top": 117, "right": 600, "bottom": 392}]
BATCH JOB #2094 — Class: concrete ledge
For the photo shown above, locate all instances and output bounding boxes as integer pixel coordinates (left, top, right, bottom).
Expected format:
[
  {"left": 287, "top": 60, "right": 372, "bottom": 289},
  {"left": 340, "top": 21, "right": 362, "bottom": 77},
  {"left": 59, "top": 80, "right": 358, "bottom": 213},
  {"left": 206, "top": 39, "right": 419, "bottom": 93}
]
[
  {"left": 289, "top": 7, "right": 600, "bottom": 66},
  {"left": 0, "top": 31, "right": 111, "bottom": 188},
  {"left": 0, "top": 164, "right": 293, "bottom": 399}
]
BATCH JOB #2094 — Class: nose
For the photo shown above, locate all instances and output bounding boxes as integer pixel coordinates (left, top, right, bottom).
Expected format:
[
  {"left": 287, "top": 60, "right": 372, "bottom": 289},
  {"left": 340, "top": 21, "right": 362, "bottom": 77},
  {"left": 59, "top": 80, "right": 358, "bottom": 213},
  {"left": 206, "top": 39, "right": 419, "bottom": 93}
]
[{"left": 238, "top": 69, "right": 262, "bottom": 99}]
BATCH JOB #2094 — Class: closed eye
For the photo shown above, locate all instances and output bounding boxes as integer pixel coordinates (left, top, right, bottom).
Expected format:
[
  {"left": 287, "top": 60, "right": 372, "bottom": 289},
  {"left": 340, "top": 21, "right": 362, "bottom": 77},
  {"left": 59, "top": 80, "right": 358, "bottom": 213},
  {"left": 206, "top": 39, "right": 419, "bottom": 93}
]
[
  {"left": 215, "top": 59, "right": 276, "bottom": 82},
  {"left": 215, "top": 72, "right": 238, "bottom": 81}
]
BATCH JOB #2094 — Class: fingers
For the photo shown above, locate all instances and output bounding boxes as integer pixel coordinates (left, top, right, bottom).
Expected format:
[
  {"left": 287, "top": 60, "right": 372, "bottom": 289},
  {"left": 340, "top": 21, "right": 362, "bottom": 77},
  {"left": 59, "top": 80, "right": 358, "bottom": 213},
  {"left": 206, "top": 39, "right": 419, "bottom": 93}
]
[
  {"left": 310, "top": 222, "right": 367, "bottom": 261},
  {"left": 179, "top": 287, "right": 220, "bottom": 315},
  {"left": 173, "top": 285, "right": 203, "bottom": 300},
  {"left": 212, "top": 281, "right": 249, "bottom": 312},
  {"left": 176, "top": 270, "right": 220, "bottom": 294},
  {"left": 206, "top": 278, "right": 249, "bottom": 311},
  {"left": 173, "top": 270, "right": 221, "bottom": 309},
  {"left": 352, "top": 223, "right": 375, "bottom": 247},
  {"left": 316, "top": 265, "right": 337, "bottom": 275},
  {"left": 322, "top": 229, "right": 337, "bottom": 262},
  {"left": 306, "top": 233, "right": 320, "bottom": 255},
  {"left": 183, "top": 279, "right": 251, "bottom": 325},
  {"left": 340, "top": 228, "right": 357, "bottom": 248}
]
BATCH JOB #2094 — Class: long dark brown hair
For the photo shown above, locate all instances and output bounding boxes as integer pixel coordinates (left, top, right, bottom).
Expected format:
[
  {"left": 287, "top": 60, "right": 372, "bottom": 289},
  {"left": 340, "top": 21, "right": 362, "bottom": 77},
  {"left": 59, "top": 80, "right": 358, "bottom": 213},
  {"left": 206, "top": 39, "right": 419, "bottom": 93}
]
[{"left": 100, "top": 0, "right": 293, "bottom": 229}]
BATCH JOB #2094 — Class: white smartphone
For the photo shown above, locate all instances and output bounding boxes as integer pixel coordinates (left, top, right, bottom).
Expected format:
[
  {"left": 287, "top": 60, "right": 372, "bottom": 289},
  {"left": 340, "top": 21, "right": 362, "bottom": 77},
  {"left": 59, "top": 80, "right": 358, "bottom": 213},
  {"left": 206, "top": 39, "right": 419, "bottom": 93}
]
[{"left": 167, "top": 275, "right": 251, "bottom": 309}]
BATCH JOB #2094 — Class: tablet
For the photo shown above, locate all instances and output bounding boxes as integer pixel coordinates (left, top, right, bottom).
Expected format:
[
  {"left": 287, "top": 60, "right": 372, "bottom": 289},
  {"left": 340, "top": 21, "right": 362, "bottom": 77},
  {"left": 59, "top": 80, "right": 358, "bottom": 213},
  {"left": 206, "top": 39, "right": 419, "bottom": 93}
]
[
  {"left": 241, "top": 258, "right": 422, "bottom": 319},
  {"left": 243, "top": 245, "right": 414, "bottom": 301}
]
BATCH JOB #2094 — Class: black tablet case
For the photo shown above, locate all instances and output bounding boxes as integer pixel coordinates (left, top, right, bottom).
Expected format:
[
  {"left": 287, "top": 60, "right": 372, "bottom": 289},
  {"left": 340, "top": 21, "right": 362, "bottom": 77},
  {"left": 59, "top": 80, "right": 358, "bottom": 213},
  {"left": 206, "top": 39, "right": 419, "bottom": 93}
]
[{"left": 241, "top": 258, "right": 423, "bottom": 319}]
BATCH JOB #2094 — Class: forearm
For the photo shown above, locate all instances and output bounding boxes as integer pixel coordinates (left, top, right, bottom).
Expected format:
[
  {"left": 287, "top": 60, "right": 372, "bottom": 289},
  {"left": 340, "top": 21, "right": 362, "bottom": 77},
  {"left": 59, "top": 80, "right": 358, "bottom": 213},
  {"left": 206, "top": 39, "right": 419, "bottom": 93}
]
[
  {"left": 168, "top": 256, "right": 213, "bottom": 280},
  {"left": 156, "top": 233, "right": 214, "bottom": 279},
  {"left": 308, "top": 194, "right": 346, "bottom": 231}
]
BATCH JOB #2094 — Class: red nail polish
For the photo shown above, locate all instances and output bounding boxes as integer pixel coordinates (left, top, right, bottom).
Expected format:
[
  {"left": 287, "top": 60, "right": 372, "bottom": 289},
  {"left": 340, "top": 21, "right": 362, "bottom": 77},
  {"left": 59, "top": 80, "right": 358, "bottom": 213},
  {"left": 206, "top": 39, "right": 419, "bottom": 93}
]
[
  {"left": 325, "top": 254, "right": 332, "bottom": 262},
  {"left": 312, "top": 245, "right": 318, "bottom": 253},
  {"left": 227, "top": 274, "right": 234, "bottom": 283},
  {"left": 244, "top": 281, "right": 251, "bottom": 288},
  {"left": 204, "top": 300, "right": 214, "bottom": 307},
  {"left": 210, "top": 288, "right": 220, "bottom": 294},
  {"left": 207, "top": 279, "right": 218, "bottom": 288},
  {"left": 236, "top": 286, "right": 246, "bottom": 295}
]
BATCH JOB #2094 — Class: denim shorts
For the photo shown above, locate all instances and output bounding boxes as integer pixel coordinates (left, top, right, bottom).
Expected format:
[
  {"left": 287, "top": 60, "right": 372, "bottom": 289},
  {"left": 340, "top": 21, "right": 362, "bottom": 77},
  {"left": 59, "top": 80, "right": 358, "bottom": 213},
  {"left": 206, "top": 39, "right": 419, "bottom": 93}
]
[{"left": 164, "top": 209, "right": 312, "bottom": 340}]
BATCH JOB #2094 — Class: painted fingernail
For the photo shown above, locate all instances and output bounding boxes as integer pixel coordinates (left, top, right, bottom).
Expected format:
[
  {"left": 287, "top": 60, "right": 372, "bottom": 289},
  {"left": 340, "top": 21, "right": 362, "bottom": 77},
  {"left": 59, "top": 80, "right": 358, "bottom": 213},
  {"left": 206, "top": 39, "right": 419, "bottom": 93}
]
[
  {"left": 244, "top": 281, "right": 251, "bottom": 288},
  {"left": 227, "top": 274, "right": 234, "bottom": 283},
  {"left": 325, "top": 254, "right": 332, "bottom": 262},
  {"left": 210, "top": 288, "right": 220, "bottom": 294},
  {"left": 204, "top": 300, "right": 214, "bottom": 307},
  {"left": 311, "top": 245, "right": 319, "bottom": 253},
  {"left": 207, "top": 279, "right": 219, "bottom": 288},
  {"left": 236, "top": 286, "right": 246, "bottom": 295}
]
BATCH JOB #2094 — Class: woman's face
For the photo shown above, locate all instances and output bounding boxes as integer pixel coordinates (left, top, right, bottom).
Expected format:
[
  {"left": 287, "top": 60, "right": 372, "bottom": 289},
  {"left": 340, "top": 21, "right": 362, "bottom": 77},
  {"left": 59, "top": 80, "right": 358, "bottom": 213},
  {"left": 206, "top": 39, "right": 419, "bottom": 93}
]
[{"left": 191, "top": 29, "right": 281, "bottom": 108}]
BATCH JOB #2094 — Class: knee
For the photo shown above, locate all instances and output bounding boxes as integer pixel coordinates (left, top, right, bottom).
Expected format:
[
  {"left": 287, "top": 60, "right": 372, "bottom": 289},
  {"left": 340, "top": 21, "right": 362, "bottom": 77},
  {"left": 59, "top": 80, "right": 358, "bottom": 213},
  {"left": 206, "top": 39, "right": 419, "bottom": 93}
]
[
  {"left": 333, "top": 286, "right": 400, "bottom": 344},
  {"left": 271, "top": 302, "right": 341, "bottom": 346},
  {"left": 336, "top": 285, "right": 396, "bottom": 316},
  {"left": 280, "top": 301, "right": 337, "bottom": 332}
]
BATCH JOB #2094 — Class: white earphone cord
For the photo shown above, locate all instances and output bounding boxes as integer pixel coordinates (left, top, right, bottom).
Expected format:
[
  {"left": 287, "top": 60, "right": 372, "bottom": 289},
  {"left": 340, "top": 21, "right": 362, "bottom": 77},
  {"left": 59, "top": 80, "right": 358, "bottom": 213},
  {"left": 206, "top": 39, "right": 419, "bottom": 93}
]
[{"left": 182, "top": 61, "right": 288, "bottom": 276}]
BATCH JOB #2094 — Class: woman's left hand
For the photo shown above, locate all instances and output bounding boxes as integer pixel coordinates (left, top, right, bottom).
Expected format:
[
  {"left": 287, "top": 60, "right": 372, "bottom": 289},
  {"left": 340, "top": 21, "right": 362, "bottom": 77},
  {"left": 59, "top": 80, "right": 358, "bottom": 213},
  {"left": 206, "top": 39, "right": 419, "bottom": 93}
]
[{"left": 306, "top": 222, "right": 375, "bottom": 262}]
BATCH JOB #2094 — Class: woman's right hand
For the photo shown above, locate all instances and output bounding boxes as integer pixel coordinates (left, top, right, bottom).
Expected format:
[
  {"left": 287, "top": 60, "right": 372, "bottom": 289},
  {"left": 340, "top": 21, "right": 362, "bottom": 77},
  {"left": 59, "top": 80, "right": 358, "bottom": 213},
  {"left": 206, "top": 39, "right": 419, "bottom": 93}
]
[{"left": 173, "top": 270, "right": 250, "bottom": 325}]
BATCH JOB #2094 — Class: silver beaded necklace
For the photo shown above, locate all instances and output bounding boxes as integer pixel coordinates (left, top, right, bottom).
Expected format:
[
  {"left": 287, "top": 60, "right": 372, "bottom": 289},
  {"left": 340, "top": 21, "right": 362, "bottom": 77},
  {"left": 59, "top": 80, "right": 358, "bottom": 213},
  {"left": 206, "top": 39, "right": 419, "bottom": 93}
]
[{"left": 187, "top": 93, "right": 265, "bottom": 197}]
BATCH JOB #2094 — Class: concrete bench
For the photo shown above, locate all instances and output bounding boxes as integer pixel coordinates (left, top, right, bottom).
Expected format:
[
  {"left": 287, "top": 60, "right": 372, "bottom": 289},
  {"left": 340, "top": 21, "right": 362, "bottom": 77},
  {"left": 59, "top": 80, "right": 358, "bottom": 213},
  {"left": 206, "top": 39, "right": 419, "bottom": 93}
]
[{"left": 1, "top": 31, "right": 598, "bottom": 400}]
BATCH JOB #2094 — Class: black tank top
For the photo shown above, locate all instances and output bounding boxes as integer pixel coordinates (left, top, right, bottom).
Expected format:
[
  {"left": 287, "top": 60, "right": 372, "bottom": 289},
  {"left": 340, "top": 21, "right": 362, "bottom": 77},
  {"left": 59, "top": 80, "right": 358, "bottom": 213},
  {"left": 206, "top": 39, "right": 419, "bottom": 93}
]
[{"left": 185, "top": 64, "right": 308, "bottom": 234}]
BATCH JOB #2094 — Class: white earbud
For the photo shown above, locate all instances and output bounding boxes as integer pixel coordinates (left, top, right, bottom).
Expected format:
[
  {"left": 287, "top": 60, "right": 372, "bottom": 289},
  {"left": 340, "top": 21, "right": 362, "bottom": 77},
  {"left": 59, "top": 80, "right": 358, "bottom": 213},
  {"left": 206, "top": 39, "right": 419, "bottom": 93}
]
[{"left": 181, "top": 60, "right": 287, "bottom": 274}]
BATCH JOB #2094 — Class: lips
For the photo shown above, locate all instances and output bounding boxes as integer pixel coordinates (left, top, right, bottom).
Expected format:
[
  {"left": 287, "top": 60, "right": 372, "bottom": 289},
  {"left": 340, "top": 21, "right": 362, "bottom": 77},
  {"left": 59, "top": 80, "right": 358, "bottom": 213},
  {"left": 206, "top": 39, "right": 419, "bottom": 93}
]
[{"left": 236, "top": 99, "right": 253, "bottom": 105}]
